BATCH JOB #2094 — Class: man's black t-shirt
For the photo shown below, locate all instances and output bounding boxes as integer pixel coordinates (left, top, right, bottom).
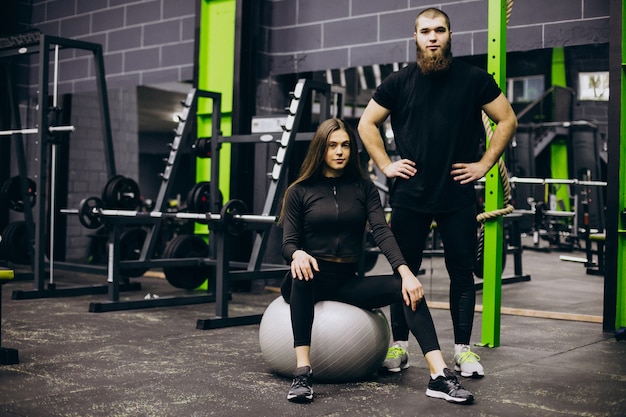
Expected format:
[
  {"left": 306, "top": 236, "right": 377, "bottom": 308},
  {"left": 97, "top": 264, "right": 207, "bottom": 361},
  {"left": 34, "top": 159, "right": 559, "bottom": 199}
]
[{"left": 372, "top": 60, "right": 502, "bottom": 213}]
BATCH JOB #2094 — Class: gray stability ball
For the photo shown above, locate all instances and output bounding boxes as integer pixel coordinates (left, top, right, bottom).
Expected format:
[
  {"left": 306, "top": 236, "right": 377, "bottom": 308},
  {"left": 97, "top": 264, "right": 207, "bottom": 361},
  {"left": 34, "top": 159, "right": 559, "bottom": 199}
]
[{"left": 258, "top": 297, "right": 390, "bottom": 383}]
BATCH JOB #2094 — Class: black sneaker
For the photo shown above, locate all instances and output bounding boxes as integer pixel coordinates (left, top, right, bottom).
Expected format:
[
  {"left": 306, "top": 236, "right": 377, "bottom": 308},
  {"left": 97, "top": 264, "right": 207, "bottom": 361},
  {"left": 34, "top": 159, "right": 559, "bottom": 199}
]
[
  {"left": 287, "top": 366, "right": 313, "bottom": 403},
  {"left": 425, "top": 368, "right": 474, "bottom": 404}
]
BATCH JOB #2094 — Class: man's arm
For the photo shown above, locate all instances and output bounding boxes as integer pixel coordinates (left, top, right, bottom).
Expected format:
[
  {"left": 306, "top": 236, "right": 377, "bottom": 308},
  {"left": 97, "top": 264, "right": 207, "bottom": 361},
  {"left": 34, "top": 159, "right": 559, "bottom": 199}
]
[
  {"left": 451, "top": 92, "right": 518, "bottom": 184},
  {"left": 358, "top": 99, "right": 417, "bottom": 179}
]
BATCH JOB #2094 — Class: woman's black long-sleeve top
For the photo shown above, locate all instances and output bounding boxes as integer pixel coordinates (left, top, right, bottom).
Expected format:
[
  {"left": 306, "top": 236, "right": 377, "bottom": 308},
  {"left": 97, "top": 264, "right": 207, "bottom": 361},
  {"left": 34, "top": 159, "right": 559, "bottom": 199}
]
[{"left": 281, "top": 175, "right": 406, "bottom": 271}]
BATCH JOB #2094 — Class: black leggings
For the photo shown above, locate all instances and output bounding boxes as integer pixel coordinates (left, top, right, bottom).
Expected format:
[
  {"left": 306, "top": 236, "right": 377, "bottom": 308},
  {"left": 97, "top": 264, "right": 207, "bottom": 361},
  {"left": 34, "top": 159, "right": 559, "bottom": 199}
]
[
  {"left": 281, "top": 260, "right": 441, "bottom": 356},
  {"left": 389, "top": 205, "right": 477, "bottom": 345}
]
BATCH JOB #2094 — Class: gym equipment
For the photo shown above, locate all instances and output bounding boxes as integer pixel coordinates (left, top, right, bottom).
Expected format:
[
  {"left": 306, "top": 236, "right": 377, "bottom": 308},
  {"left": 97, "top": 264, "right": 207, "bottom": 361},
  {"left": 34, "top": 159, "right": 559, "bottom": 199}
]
[
  {"left": 118, "top": 228, "right": 150, "bottom": 278},
  {"left": 186, "top": 181, "right": 222, "bottom": 213},
  {"left": 162, "top": 234, "right": 210, "bottom": 289},
  {"left": 3, "top": 34, "right": 119, "bottom": 300},
  {"left": 73, "top": 196, "right": 276, "bottom": 235},
  {"left": 258, "top": 297, "right": 390, "bottom": 383},
  {"left": 0, "top": 221, "right": 30, "bottom": 265},
  {"left": 0, "top": 267, "right": 19, "bottom": 365},
  {"left": 1, "top": 176, "right": 36, "bottom": 212},
  {"left": 101, "top": 175, "right": 141, "bottom": 209}
]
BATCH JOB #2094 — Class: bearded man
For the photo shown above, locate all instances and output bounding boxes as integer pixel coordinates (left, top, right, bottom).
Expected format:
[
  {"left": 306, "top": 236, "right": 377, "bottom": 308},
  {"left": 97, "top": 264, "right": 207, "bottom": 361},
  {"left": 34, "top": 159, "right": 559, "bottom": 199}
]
[{"left": 358, "top": 7, "right": 517, "bottom": 379}]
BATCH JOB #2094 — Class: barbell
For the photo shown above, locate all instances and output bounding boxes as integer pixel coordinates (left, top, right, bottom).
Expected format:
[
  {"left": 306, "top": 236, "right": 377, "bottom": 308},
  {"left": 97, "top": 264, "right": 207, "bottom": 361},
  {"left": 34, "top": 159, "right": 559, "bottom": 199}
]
[
  {"left": 0, "top": 125, "right": 75, "bottom": 136},
  {"left": 66, "top": 197, "right": 277, "bottom": 236}
]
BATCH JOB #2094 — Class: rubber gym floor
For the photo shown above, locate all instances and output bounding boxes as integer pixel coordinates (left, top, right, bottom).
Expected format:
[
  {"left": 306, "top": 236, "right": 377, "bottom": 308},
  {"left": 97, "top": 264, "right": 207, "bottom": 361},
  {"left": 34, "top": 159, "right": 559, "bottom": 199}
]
[{"left": 0, "top": 235, "right": 624, "bottom": 417}]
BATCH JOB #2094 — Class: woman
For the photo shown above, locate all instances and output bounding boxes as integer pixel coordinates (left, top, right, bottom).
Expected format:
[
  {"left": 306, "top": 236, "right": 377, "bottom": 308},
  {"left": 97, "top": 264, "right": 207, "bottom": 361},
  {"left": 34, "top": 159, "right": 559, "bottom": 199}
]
[{"left": 279, "top": 118, "right": 474, "bottom": 404}]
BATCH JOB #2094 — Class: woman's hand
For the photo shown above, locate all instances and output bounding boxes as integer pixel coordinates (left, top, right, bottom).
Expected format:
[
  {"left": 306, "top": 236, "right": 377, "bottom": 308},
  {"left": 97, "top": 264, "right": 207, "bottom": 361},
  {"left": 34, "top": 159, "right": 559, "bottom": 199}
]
[
  {"left": 397, "top": 265, "right": 424, "bottom": 311},
  {"left": 291, "top": 250, "right": 319, "bottom": 280}
]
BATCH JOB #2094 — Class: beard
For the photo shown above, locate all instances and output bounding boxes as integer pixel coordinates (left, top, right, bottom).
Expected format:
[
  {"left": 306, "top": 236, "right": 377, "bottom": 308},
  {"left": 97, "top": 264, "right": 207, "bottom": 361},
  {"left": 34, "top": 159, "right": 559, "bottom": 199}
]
[{"left": 416, "top": 40, "right": 453, "bottom": 75}]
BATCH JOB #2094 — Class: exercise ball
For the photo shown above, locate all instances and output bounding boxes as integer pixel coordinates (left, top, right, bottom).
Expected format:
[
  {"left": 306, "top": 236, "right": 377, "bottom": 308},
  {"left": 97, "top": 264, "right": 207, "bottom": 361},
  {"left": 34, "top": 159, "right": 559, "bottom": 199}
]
[{"left": 259, "top": 297, "right": 390, "bottom": 383}]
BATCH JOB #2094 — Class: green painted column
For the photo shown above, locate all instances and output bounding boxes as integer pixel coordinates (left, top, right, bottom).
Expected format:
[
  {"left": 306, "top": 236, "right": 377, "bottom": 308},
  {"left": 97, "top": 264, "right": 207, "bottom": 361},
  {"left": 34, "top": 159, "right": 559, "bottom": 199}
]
[
  {"left": 195, "top": 0, "right": 236, "bottom": 290},
  {"left": 197, "top": 0, "right": 235, "bottom": 213},
  {"left": 616, "top": 1, "right": 626, "bottom": 329},
  {"left": 550, "top": 47, "right": 571, "bottom": 212},
  {"left": 480, "top": 0, "right": 507, "bottom": 348}
]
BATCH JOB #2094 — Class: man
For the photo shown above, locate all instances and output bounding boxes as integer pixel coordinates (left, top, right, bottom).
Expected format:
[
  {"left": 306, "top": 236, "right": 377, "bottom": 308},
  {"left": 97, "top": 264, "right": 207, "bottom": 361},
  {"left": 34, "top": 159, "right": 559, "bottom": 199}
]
[{"left": 358, "top": 7, "right": 517, "bottom": 379}]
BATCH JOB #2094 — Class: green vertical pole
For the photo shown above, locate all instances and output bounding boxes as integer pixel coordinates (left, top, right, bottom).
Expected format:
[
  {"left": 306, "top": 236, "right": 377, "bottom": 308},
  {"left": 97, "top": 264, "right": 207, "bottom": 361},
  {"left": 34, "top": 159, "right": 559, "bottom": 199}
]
[
  {"left": 617, "top": 1, "right": 626, "bottom": 329},
  {"left": 550, "top": 47, "right": 571, "bottom": 212},
  {"left": 480, "top": 0, "right": 507, "bottom": 348},
  {"left": 197, "top": 0, "right": 235, "bottom": 210},
  {"left": 196, "top": 0, "right": 236, "bottom": 289}
]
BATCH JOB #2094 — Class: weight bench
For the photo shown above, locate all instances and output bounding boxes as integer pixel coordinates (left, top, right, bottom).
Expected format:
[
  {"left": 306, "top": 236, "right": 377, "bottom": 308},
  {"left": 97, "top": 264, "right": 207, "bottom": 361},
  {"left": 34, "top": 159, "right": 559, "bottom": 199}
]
[{"left": 0, "top": 267, "right": 19, "bottom": 364}]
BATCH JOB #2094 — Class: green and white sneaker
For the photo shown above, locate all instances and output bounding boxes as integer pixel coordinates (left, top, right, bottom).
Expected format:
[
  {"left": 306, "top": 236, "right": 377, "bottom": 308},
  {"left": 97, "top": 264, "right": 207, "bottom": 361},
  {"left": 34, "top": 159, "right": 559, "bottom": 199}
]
[
  {"left": 454, "top": 345, "right": 484, "bottom": 378},
  {"left": 381, "top": 342, "right": 409, "bottom": 373}
]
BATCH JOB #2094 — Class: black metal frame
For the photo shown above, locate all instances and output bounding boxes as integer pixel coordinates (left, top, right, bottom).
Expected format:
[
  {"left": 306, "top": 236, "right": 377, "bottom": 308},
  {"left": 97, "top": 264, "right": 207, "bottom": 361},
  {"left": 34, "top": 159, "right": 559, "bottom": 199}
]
[{"left": 1, "top": 34, "right": 123, "bottom": 299}]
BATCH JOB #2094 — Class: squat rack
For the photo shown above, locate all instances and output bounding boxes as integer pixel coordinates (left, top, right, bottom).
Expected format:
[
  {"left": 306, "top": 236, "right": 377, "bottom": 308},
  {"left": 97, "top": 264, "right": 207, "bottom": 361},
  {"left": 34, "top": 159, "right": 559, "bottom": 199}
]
[{"left": 0, "top": 33, "right": 123, "bottom": 299}]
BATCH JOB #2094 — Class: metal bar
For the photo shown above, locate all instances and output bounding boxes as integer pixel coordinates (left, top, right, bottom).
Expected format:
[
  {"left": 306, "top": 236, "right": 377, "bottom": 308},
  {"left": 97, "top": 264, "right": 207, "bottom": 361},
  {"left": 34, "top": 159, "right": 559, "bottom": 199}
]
[
  {"left": 33, "top": 34, "right": 50, "bottom": 292},
  {"left": 61, "top": 207, "right": 278, "bottom": 223},
  {"left": 0, "top": 126, "right": 75, "bottom": 136}
]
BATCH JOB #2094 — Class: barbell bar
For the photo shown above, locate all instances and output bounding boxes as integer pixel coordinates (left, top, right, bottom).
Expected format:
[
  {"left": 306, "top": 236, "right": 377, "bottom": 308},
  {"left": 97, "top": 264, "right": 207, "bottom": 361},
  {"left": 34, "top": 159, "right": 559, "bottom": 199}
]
[
  {"left": 63, "top": 197, "right": 278, "bottom": 234},
  {"left": 0, "top": 125, "right": 76, "bottom": 136},
  {"left": 477, "top": 176, "right": 607, "bottom": 187}
]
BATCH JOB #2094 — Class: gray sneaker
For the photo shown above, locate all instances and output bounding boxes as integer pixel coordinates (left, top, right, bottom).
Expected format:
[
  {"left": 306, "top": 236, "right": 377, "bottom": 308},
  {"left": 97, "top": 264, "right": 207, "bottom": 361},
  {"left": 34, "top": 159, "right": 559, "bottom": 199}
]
[
  {"left": 287, "top": 366, "right": 313, "bottom": 403},
  {"left": 381, "top": 342, "right": 409, "bottom": 373},
  {"left": 454, "top": 346, "right": 484, "bottom": 378}
]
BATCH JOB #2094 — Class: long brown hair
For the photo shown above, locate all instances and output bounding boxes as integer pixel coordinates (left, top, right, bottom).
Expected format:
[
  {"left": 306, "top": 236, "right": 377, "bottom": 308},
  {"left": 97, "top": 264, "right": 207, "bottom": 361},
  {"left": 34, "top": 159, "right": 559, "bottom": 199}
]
[{"left": 278, "top": 118, "right": 364, "bottom": 223}]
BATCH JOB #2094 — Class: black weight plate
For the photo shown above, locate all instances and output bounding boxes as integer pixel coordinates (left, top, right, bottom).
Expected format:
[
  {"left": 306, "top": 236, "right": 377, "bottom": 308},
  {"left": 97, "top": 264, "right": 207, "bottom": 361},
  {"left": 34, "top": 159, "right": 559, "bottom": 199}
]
[
  {"left": 163, "top": 234, "right": 210, "bottom": 290},
  {"left": 102, "top": 175, "right": 125, "bottom": 208},
  {"left": 79, "top": 196, "right": 104, "bottom": 229},
  {"left": 118, "top": 228, "right": 149, "bottom": 278},
  {"left": 185, "top": 183, "right": 201, "bottom": 212},
  {"left": 221, "top": 199, "right": 248, "bottom": 236},
  {"left": 2, "top": 221, "right": 30, "bottom": 265},
  {"left": 111, "top": 177, "right": 140, "bottom": 209},
  {"left": 1, "top": 176, "right": 37, "bottom": 212}
]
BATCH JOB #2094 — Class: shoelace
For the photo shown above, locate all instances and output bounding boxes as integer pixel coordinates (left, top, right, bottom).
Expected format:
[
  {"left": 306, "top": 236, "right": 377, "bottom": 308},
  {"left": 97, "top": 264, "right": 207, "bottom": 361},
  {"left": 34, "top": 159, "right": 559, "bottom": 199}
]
[
  {"left": 386, "top": 346, "right": 405, "bottom": 359},
  {"left": 456, "top": 350, "right": 480, "bottom": 364},
  {"left": 291, "top": 374, "right": 310, "bottom": 389}
]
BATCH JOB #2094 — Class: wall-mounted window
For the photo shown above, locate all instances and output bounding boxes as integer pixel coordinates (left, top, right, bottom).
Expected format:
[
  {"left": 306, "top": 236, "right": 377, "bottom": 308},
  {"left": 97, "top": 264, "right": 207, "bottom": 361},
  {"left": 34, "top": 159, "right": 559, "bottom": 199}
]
[
  {"left": 578, "top": 71, "right": 609, "bottom": 101},
  {"left": 506, "top": 75, "right": 544, "bottom": 103}
]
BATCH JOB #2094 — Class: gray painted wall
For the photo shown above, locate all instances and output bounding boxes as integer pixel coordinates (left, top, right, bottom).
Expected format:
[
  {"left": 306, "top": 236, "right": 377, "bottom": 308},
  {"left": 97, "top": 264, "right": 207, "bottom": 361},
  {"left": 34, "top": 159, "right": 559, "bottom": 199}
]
[{"left": 259, "top": 0, "right": 610, "bottom": 76}]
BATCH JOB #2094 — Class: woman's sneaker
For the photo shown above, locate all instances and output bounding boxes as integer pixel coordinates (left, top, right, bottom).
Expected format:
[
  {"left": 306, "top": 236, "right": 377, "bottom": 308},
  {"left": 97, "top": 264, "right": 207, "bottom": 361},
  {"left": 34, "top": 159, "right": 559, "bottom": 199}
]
[
  {"left": 426, "top": 368, "right": 474, "bottom": 404},
  {"left": 287, "top": 366, "right": 314, "bottom": 403},
  {"left": 381, "top": 342, "right": 409, "bottom": 373},
  {"left": 454, "top": 346, "right": 484, "bottom": 378}
]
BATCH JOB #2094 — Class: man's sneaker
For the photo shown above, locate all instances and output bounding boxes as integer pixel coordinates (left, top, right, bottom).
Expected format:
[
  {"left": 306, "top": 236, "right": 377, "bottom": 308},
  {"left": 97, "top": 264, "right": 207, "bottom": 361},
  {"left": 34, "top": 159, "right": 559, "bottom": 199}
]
[
  {"left": 426, "top": 368, "right": 474, "bottom": 404},
  {"left": 381, "top": 342, "right": 409, "bottom": 373},
  {"left": 287, "top": 366, "right": 313, "bottom": 403},
  {"left": 454, "top": 346, "right": 484, "bottom": 378}
]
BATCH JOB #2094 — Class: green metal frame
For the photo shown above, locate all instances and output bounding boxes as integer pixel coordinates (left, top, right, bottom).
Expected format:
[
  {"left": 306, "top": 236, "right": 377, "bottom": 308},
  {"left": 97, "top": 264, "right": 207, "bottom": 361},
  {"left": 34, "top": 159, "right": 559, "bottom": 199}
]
[
  {"left": 195, "top": 0, "right": 236, "bottom": 290},
  {"left": 549, "top": 47, "right": 571, "bottom": 213},
  {"left": 617, "top": 1, "right": 626, "bottom": 329},
  {"left": 480, "top": 0, "right": 508, "bottom": 348},
  {"left": 197, "top": 0, "right": 235, "bottom": 213}
]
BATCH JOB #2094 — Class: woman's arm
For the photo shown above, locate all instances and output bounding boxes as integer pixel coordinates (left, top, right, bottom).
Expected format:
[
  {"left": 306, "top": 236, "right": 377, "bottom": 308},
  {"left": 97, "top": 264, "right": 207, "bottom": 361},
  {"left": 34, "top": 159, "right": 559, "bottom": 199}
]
[{"left": 281, "top": 186, "right": 319, "bottom": 280}]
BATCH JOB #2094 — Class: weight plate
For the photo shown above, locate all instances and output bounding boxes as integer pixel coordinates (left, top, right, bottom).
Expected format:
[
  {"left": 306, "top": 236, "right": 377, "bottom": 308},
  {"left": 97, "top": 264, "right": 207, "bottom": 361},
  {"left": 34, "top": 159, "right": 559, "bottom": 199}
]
[
  {"left": 102, "top": 175, "right": 125, "bottom": 207},
  {"left": 0, "top": 221, "right": 30, "bottom": 265},
  {"left": 163, "top": 234, "right": 210, "bottom": 289},
  {"left": 118, "top": 228, "right": 149, "bottom": 278},
  {"left": 79, "top": 196, "right": 104, "bottom": 229},
  {"left": 102, "top": 175, "right": 140, "bottom": 209},
  {"left": 221, "top": 199, "right": 248, "bottom": 237},
  {"left": 1, "top": 176, "right": 37, "bottom": 212}
]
